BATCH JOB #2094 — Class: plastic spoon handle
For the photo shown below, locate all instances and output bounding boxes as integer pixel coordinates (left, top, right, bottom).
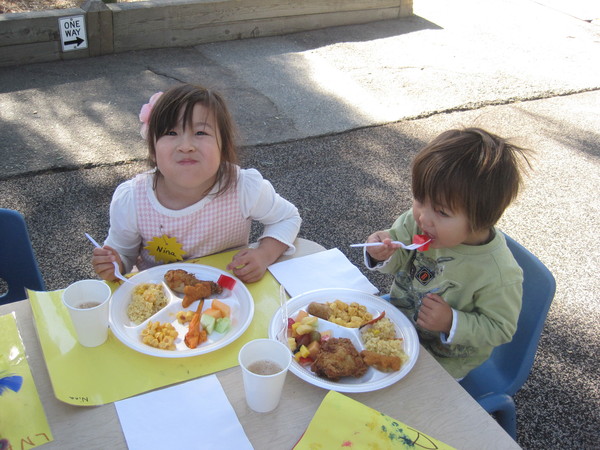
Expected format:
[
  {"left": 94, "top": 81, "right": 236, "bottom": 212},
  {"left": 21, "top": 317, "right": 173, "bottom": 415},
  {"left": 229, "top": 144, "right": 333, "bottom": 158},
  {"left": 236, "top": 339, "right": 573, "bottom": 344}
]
[
  {"left": 85, "top": 233, "right": 135, "bottom": 285},
  {"left": 350, "top": 240, "right": 431, "bottom": 250},
  {"left": 85, "top": 233, "right": 102, "bottom": 248}
]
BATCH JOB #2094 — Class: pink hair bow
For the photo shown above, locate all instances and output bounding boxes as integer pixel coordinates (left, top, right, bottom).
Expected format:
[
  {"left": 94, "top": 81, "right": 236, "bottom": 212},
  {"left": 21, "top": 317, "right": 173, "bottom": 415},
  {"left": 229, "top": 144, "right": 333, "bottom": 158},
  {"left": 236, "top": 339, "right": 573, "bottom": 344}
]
[{"left": 139, "top": 91, "right": 163, "bottom": 139}]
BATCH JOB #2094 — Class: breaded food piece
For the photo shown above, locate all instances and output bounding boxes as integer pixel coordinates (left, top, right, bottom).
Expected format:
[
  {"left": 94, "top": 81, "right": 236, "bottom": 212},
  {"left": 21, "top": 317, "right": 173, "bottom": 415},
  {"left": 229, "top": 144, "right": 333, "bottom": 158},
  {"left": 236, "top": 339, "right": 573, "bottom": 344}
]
[
  {"left": 361, "top": 350, "right": 402, "bottom": 372},
  {"left": 182, "top": 282, "right": 213, "bottom": 308},
  {"left": 307, "top": 302, "right": 332, "bottom": 320},
  {"left": 164, "top": 269, "right": 201, "bottom": 293},
  {"left": 310, "top": 337, "right": 368, "bottom": 381},
  {"left": 208, "top": 281, "right": 223, "bottom": 295},
  {"left": 165, "top": 269, "right": 224, "bottom": 308}
]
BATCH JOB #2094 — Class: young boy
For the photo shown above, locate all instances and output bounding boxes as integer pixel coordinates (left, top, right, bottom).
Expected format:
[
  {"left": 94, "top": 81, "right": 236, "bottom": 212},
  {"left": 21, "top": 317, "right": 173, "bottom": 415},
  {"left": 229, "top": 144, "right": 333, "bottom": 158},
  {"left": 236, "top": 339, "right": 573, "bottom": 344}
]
[{"left": 364, "top": 128, "right": 530, "bottom": 379}]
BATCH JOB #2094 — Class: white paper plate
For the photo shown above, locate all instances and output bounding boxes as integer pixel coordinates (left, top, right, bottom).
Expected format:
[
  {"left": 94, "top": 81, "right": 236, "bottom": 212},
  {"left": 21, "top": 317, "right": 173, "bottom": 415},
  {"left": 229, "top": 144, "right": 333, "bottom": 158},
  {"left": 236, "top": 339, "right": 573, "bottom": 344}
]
[
  {"left": 268, "top": 288, "right": 419, "bottom": 393},
  {"left": 109, "top": 263, "right": 254, "bottom": 358}
]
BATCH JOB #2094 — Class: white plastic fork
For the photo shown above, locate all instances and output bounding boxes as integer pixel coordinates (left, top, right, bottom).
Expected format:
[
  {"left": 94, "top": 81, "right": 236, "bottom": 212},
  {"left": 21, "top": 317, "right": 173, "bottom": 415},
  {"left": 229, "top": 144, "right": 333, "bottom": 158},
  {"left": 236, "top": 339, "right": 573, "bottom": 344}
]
[
  {"left": 85, "top": 233, "right": 135, "bottom": 285},
  {"left": 278, "top": 284, "right": 289, "bottom": 345},
  {"left": 350, "top": 239, "right": 431, "bottom": 250}
]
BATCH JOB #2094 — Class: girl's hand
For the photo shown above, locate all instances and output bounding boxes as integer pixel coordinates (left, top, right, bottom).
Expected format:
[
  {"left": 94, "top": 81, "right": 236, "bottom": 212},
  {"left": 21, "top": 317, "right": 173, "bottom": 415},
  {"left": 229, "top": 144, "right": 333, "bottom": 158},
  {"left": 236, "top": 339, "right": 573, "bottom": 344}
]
[
  {"left": 226, "top": 248, "right": 269, "bottom": 283},
  {"left": 416, "top": 293, "right": 453, "bottom": 334},
  {"left": 365, "top": 231, "right": 401, "bottom": 262},
  {"left": 92, "top": 245, "right": 124, "bottom": 282},
  {"left": 226, "top": 238, "right": 288, "bottom": 283}
]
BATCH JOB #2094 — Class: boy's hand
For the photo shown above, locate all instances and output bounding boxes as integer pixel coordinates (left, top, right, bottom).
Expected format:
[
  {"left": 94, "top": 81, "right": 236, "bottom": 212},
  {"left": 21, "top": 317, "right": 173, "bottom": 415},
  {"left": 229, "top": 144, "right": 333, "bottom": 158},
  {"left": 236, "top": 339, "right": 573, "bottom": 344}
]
[
  {"left": 92, "top": 245, "right": 124, "bottom": 282},
  {"left": 227, "top": 238, "right": 288, "bottom": 283},
  {"left": 365, "top": 231, "right": 402, "bottom": 262},
  {"left": 416, "top": 293, "right": 453, "bottom": 334}
]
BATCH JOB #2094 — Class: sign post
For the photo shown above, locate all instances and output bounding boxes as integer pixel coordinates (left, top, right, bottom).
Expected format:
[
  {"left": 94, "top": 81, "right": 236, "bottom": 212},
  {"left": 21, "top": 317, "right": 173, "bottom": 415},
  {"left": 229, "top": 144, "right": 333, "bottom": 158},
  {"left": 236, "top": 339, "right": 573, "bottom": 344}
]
[{"left": 59, "top": 16, "right": 88, "bottom": 52}]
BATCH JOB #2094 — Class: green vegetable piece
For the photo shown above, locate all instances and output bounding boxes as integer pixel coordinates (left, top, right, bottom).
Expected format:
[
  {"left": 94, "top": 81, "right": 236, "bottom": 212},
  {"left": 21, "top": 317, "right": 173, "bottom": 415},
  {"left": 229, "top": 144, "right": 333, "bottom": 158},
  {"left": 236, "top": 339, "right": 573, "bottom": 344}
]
[
  {"left": 215, "top": 317, "right": 231, "bottom": 334},
  {"left": 310, "top": 330, "right": 321, "bottom": 343},
  {"left": 200, "top": 314, "right": 216, "bottom": 334}
]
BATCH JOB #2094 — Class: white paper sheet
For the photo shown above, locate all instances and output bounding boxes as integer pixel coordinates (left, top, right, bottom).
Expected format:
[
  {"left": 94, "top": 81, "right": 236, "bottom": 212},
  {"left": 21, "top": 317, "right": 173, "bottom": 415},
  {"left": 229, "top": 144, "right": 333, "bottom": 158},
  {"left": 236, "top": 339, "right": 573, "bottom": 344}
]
[
  {"left": 268, "top": 248, "right": 378, "bottom": 297},
  {"left": 115, "top": 375, "right": 253, "bottom": 449}
]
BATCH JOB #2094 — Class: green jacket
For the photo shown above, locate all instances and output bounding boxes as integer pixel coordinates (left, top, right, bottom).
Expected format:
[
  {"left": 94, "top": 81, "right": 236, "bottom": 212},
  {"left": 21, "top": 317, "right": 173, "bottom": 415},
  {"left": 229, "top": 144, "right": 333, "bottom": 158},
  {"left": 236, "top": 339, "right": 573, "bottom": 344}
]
[{"left": 373, "top": 209, "right": 523, "bottom": 378}]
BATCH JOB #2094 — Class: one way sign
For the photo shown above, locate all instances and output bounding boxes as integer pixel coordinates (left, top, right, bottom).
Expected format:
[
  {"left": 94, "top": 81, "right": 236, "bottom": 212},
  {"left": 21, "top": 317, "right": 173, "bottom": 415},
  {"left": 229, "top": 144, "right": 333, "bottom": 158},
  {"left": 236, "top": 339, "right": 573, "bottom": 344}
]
[{"left": 59, "top": 15, "right": 88, "bottom": 52}]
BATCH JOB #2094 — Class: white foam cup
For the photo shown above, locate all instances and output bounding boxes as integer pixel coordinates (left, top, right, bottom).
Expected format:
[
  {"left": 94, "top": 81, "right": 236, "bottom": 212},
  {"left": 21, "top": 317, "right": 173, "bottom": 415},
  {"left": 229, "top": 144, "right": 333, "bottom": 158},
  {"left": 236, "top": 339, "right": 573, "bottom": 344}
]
[
  {"left": 238, "top": 338, "right": 292, "bottom": 413},
  {"left": 62, "top": 279, "right": 112, "bottom": 347}
]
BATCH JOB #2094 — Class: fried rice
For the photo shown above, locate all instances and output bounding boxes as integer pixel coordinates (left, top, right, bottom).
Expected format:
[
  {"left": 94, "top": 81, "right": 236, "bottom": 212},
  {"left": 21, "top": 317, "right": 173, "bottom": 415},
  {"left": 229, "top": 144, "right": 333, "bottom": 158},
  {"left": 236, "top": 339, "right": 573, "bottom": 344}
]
[
  {"left": 127, "top": 283, "right": 168, "bottom": 324},
  {"left": 361, "top": 317, "right": 409, "bottom": 365}
]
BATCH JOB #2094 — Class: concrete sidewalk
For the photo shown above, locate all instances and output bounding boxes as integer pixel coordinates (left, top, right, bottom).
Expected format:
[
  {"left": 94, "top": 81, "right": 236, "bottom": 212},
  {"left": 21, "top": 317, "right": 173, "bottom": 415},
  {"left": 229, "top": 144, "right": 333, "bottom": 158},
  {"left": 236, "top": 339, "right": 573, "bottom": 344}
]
[
  {"left": 1, "top": 0, "right": 599, "bottom": 447},
  {"left": 1, "top": 0, "right": 598, "bottom": 177}
]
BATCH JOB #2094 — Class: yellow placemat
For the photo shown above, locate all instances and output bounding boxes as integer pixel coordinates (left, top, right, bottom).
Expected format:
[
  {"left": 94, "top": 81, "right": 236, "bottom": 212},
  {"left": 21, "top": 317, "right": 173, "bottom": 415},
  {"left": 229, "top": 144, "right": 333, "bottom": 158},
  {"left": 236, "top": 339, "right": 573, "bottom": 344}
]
[
  {"left": 0, "top": 313, "right": 53, "bottom": 448},
  {"left": 28, "top": 251, "right": 280, "bottom": 406},
  {"left": 294, "top": 391, "right": 455, "bottom": 450}
]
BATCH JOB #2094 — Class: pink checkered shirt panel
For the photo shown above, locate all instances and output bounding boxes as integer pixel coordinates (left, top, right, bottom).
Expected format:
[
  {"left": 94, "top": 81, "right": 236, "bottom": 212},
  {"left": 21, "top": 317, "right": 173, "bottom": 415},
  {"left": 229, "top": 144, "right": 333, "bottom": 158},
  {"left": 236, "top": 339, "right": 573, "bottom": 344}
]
[{"left": 133, "top": 174, "right": 251, "bottom": 270}]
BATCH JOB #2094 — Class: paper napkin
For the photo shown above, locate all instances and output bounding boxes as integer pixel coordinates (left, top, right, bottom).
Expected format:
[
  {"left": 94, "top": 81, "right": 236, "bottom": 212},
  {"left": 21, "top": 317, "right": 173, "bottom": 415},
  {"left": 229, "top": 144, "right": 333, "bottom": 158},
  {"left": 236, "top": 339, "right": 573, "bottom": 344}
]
[
  {"left": 115, "top": 375, "right": 253, "bottom": 449},
  {"left": 294, "top": 391, "right": 455, "bottom": 450},
  {"left": 268, "top": 248, "right": 378, "bottom": 297}
]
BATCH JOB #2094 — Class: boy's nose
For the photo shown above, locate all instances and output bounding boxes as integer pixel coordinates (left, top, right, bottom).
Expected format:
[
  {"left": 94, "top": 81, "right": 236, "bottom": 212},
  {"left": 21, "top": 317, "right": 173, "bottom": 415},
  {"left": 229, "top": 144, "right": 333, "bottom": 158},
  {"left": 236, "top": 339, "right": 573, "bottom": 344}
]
[{"left": 417, "top": 208, "right": 433, "bottom": 228}]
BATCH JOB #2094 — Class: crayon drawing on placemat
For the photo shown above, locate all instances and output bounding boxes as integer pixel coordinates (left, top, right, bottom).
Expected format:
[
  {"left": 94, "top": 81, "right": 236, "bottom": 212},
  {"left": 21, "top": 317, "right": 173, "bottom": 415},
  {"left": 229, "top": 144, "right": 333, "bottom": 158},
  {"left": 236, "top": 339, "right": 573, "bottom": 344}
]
[
  {"left": 0, "top": 313, "right": 53, "bottom": 449},
  {"left": 294, "top": 390, "right": 455, "bottom": 450}
]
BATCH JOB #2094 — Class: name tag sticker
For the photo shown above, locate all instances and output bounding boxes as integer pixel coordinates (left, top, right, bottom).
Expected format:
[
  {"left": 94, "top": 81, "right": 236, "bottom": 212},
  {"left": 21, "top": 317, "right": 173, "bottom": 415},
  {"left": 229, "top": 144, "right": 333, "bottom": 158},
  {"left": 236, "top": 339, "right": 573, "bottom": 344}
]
[{"left": 145, "top": 234, "right": 186, "bottom": 263}]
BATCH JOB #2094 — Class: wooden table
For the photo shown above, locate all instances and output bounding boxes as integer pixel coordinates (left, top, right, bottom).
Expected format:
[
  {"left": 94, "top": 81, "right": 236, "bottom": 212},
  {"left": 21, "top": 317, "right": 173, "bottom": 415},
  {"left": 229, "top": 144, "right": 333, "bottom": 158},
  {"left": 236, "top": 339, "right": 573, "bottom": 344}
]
[{"left": 1, "top": 239, "right": 520, "bottom": 450}]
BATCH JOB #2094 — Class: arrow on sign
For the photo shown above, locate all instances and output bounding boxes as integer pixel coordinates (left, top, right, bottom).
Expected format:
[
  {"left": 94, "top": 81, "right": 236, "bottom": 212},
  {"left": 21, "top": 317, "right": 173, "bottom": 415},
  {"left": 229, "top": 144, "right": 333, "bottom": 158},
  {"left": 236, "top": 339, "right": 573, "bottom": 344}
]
[{"left": 64, "top": 36, "right": 85, "bottom": 47}]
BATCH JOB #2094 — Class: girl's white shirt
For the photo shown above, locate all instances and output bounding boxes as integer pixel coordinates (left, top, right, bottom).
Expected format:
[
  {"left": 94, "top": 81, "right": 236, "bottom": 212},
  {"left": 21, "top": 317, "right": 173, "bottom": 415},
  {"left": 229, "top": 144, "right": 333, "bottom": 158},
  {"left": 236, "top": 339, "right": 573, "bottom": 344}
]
[{"left": 104, "top": 167, "right": 301, "bottom": 273}]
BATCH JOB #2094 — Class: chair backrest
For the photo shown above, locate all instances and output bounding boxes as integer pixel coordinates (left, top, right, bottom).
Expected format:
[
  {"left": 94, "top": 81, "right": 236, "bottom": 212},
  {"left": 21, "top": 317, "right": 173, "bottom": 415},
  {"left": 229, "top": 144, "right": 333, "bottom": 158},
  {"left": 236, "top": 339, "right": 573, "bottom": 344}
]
[
  {"left": 0, "top": 208, "right": 46, "bottom": 304},
  {"left": 488, "top": 234, "right": 556, "bottom": 395}
]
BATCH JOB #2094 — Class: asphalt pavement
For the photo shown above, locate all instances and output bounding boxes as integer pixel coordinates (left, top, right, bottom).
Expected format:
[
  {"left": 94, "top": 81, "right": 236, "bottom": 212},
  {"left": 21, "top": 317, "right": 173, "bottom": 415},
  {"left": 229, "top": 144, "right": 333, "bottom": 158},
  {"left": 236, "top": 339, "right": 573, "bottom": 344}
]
[{"left": 1, "top": 0, "right": 599, "bottom": 447}]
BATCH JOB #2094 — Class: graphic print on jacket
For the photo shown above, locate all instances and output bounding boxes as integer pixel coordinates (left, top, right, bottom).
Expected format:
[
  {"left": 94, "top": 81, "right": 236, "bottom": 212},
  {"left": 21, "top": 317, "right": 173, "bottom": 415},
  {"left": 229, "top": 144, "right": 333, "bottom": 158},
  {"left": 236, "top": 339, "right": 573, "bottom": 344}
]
[
  {"left": 390, "top": 252, "right": 455, "bottom": 313},
  {"left": 389, "top": 252, "right": 469, "bottom": 354}
]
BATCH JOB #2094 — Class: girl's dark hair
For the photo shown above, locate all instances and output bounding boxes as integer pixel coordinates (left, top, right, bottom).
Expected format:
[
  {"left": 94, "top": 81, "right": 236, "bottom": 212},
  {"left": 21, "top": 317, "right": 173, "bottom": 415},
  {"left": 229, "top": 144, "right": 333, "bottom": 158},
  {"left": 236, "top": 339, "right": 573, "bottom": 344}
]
[
  {"left": 412, "top": 128, "right": 531, "bottom": 231},
  {"left": 146, "top": 84, "right": 239, "bottom": 196}
]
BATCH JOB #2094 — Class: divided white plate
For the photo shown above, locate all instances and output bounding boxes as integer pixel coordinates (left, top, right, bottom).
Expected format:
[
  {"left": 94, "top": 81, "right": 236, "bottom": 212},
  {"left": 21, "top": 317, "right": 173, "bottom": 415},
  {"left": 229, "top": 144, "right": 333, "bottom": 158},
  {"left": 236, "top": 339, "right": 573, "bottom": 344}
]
[
  {"left": 268, "top": 288, "right": 419, "bottom": 393},
  {"left": 109, "top": 263, "right": 254, "bottom": 358}
]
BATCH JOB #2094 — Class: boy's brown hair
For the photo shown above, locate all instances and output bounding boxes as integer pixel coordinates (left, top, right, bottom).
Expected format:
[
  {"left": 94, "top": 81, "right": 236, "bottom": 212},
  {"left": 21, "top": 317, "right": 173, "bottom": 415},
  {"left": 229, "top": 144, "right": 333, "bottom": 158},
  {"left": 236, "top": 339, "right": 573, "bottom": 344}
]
[
  {"left": 147, "top": 83, "right": 239, "bottom": 196},
  {"left": 411, "top": 128, "right": 530, "bottom": 231}
]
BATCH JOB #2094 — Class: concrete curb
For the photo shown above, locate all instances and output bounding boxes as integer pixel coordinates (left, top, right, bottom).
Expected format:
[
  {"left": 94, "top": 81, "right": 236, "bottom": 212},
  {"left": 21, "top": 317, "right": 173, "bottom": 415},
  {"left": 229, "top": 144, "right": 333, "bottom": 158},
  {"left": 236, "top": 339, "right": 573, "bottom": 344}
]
[{"left": 0, "top": 0, "right": 412, "bottom": 67}]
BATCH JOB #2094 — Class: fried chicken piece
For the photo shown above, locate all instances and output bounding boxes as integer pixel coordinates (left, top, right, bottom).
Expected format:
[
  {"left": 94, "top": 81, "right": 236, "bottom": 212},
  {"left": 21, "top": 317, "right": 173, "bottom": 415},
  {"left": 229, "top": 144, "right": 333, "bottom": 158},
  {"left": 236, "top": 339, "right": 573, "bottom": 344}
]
[
  {"left": 165, "top": 269, "right": 224, "bottom": 307},
  {"left": 182, "top": 282, "right": 213, "bottom": 308},
  {"left": 209, "top": 281, "right": 223, "bottom": 295},
  {"left": 310, "top": 338, "right": 368, "bottom": 381},
  {"left": 307, "top": 302, "right": 332, "bottom": 320},
  {"left": 164, "top": 269, "right": 202, "bottom": 293},
  {"left": 360, "top": 350, "right": 402, "bottom": 372}
]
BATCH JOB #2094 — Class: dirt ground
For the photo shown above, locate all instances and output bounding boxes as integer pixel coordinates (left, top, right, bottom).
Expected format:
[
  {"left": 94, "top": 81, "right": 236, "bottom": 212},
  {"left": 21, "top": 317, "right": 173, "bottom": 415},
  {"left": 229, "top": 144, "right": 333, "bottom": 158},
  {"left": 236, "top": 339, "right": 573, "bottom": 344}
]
[
  {"left": 2, "top": 0, "right": 80, "bottom": 13},
  {"left": 0, "top": 0, "right": 138, "bottom": 13}
]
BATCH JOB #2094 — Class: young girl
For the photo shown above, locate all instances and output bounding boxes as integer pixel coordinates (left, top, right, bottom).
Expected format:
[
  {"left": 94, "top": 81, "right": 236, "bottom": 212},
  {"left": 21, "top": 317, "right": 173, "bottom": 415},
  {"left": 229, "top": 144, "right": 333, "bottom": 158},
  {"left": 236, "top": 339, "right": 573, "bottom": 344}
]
[
  {"left": 362, "top": 128, "right": 530, "bottom": 379},
  {"left": 92, "top": 84, "right": 301, "bottom": 283}
]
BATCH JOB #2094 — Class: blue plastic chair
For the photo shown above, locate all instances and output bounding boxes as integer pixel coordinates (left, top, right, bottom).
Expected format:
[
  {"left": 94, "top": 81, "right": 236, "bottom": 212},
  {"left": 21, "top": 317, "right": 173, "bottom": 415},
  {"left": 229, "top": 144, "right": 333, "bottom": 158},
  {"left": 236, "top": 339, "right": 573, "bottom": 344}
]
[
  {"left": 459, "top": 233, "right": 556, "bottom": 439},
  {"left": 0, "top": 208, "right": 46, "bottom": 304}
]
